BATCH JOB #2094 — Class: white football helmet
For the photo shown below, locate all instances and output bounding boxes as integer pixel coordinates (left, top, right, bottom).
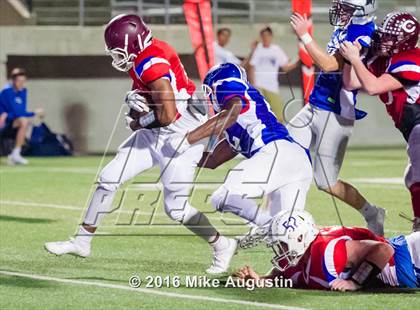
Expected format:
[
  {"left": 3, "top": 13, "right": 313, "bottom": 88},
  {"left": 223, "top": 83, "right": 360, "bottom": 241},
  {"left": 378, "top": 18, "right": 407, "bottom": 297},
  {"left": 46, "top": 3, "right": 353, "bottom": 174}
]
[
  {"left": 329, "top": 0, "right": 377, "bottom": 27},
  {"left": 267, "top": 210, "right": 319, "bottom": 271}
]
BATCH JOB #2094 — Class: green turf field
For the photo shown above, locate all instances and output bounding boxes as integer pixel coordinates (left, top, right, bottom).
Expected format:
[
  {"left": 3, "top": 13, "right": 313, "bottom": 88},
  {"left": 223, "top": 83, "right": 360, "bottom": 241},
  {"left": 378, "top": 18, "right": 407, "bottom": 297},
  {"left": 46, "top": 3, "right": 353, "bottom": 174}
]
[{"left": 0, "top": 148, "right": 419, "bottom": 309}]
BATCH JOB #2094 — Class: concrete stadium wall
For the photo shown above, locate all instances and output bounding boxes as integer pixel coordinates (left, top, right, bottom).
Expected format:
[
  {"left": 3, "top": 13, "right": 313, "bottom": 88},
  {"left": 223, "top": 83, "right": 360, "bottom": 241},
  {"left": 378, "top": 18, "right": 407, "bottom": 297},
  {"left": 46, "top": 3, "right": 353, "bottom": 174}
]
[{"left": 0, "top": 24, "right": 403, "bottom": 153}]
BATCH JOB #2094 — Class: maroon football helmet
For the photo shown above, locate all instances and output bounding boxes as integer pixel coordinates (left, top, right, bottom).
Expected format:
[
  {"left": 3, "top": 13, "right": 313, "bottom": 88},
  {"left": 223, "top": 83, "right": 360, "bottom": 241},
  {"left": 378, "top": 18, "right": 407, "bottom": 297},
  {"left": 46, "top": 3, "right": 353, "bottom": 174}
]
[
  {"left": 372, "top": 12, "right": 419, "bottom": 56},
  {"left": 104, "top": 14, "right": 152, "bottom": 72}
]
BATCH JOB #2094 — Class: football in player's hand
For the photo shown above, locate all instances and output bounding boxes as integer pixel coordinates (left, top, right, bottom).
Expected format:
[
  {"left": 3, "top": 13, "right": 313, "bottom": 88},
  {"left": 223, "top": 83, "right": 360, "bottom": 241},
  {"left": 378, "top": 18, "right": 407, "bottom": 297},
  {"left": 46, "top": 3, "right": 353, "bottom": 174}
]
[{"left": 128, "top": 108, "right": 148, "bottom": 120}]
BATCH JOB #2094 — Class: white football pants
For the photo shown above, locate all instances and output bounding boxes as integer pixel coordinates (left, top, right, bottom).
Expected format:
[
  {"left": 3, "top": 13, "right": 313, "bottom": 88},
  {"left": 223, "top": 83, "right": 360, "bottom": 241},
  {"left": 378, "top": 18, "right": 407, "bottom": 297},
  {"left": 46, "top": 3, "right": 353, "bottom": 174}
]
[
  {"left": 210, "top": 139, "right": 313, "bottom": 226},
  {"left": 83, "top": 128, "right": 218, "bottom": 241}
]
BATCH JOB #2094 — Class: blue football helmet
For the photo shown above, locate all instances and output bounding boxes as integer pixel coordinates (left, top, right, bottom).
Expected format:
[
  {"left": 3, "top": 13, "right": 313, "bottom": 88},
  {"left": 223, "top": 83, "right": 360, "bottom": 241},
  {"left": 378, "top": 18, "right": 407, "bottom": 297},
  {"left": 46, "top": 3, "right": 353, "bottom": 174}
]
[{"left": 202, "top": 63, "right": 247, "bottom": 111}]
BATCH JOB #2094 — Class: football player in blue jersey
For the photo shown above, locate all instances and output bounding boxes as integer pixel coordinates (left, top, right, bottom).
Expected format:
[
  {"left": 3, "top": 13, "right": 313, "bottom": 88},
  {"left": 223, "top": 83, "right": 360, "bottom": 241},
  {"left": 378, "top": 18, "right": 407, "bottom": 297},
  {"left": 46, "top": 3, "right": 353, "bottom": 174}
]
[
  {"left": 168, "top": 63, "right": 313, "bottom": 226},
  {"left": 288, "top": 0, "right": 386, "bottom": 235}
]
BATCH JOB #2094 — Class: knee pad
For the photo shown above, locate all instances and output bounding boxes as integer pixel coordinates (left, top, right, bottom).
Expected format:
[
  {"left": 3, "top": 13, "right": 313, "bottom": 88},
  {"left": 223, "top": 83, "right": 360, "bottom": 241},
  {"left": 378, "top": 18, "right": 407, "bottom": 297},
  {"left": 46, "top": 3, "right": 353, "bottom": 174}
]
[
  {"left": 405, "top": 164, "right": 420, "bottom": 189},
  {"left": 211, "top": 186, "right": 230, "bottom": 211},
  {"left": 97, "top": 165, "right": 123, "bottom": 192},
  {"left": 163, "top": 190, "right": 193, "bottom": 223},
  {"left": 97, "top": 175, "right": 120, "bottom": 192},
  {"left": 313, "top": 163, "right": 339, "bottom": 191}
]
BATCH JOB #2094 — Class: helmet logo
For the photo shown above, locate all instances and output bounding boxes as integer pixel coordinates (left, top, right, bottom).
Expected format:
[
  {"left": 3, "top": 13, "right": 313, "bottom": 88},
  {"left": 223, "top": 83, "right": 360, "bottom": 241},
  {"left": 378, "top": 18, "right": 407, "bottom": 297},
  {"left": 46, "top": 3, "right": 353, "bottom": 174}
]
[
  {"left": 402, "top": 20, "right": 416, "bottom": 33},
  {"left": 282, "top": 217, "right": 297, "bottom": 231}
]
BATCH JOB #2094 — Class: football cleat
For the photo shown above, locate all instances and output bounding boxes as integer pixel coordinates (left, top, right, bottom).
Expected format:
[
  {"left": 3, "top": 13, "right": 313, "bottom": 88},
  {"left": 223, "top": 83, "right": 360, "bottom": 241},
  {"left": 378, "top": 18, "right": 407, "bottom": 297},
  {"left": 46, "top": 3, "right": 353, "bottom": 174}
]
[
  {"left": 399, "top": 213, "right": 420, "bottom": 232},
  {"left": 237, "top": 224, "right": 271, "bottom": 250},
  {"left": 44, "top": 238, "right": 91, "bottom": 258},
  {"left": 367, "top": 207, "right": 386, "bottom": 236},
  {"left": 206, "top": 238, "right": 237, "bottom": 274},
  {"left": 7, "top": 154, "right": 28, "bottom": 165}
]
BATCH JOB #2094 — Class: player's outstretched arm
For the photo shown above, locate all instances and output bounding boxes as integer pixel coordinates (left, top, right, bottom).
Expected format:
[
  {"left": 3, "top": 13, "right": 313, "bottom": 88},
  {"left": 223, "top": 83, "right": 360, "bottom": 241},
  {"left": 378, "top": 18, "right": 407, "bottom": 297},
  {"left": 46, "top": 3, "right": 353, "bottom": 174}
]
[
  {"left": 290, "top": 13, "right": 341, "bottom": 72},
  {"left": 331, "top": 239, "right": 394, "bottom": 292},
  {"left": 198, "top": 139, "right": 237, "bottom": 169},
  {"left": 186, "top": 97, "right": 243, "bottom": 145},
  {"left": 340, "top": 42, "right": 403, "bottom": 95}
]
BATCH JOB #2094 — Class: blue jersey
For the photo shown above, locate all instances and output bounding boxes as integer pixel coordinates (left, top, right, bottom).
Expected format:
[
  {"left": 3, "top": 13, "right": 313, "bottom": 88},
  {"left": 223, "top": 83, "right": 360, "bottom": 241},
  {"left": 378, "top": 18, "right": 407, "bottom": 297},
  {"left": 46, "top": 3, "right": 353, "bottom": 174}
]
[
  {"left": 309, "top": 21, "right": 376, "bottom": 120},
  {"left": 0, "top": 84, "right": 34, "bottom": 122},
  {"left": 387, "top": 235, "right": 420, "bottom": 288},
  {"left": 213, "top": 77, "right": 294, "bottom": 158}
]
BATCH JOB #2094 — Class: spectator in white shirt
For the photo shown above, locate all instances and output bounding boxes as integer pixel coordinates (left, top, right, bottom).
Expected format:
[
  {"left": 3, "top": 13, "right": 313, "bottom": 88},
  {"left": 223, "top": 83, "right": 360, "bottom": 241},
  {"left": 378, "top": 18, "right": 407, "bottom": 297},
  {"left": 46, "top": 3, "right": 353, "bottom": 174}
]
[
  {"left": 214, "top": 28, "right": 241, "bottom": 65},
  {"left": 249, "top": 26, "right": 298, "bottom": 122}
]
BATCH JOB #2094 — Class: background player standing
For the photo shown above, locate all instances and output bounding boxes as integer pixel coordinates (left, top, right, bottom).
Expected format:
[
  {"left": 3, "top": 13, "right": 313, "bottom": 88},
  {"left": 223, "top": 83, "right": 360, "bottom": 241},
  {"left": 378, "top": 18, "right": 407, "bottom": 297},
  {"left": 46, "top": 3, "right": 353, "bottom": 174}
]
[{"left": 288, "top": 0, "right": 385, "bottom": 234}]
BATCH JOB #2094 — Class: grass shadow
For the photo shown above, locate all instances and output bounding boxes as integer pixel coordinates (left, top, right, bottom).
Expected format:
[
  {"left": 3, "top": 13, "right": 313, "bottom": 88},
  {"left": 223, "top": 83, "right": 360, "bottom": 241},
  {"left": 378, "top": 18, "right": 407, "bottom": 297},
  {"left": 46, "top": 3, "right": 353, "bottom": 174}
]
[
  {"left": 0, "top": 275, "right": 54, "bottom": 289},
  {"left": 0, "top": 215, "right": 55, "bottom": 224}
]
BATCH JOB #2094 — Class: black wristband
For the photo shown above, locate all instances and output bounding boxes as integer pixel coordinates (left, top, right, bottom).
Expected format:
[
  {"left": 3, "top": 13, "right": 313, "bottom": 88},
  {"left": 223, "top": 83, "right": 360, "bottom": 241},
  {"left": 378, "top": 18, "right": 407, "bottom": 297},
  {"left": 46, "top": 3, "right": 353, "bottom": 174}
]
[
  {"left": 350, "top": 260, "right": 381, "bottom": 287},
  {"left": 343, "top": 58, "right": 351, "bottom": 65}
]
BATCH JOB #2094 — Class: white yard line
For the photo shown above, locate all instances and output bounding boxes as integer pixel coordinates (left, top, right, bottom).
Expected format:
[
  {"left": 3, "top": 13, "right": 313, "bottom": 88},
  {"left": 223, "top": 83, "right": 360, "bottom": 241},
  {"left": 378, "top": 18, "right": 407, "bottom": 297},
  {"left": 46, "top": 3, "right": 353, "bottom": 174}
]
[
  {"left": 0, "top": 167, "right": 160, "bottom": 177},
  {"left": 130, "top": 183, "right": 220, "bottom": 190},
  {"left": 0, "top": 200, "right": 411, "bottom": 234},
  {"left": 349, "top": 178, "right": 404, "bottom": 185},
  {"left": 0, "top": 164, "right": 406, "bottom": 187},
  {"left": 0, "top": 167, "right": 99, "bottom": 174},
  {"left": 0, "top": 270, "right": 307, "bottom": 310},
  {"left": 0, "top": 200, "right": 244, "bottom": 223}
]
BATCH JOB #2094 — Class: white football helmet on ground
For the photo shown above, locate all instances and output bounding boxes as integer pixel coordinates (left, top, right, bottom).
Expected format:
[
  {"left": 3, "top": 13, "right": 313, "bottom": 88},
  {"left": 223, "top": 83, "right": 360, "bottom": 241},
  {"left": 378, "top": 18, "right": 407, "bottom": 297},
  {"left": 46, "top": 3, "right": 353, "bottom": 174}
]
[
  {"left": 329, "top": 0, "right": 377, "bottom": 27},
  {"left": 266, "top": 210, "right": 319, "bottom": 271}
]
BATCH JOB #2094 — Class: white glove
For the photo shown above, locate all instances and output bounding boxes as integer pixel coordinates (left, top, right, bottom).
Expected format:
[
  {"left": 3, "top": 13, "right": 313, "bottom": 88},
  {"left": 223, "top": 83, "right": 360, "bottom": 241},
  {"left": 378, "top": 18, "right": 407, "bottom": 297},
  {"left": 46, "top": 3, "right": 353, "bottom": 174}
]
[
  {"left": 168, "top": 134, "right": 191, "bottom": 155},
  {"left": 124, "top": 113, "right": 134, "bottom": 130},
  {"left": 125, "top": 90, "right": 150, "bottom": 113}
]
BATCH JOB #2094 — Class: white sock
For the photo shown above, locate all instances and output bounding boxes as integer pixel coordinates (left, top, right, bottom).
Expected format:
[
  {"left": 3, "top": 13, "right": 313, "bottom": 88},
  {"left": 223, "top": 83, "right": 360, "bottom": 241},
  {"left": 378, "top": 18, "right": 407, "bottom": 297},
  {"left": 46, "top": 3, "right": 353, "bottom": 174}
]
[
  {"left": 209, "top": 233, "right": 230, "bottom": 251},
  {"left": 74, "top": 226, "right": 94, "bottom": 245},
  {"left": 11, "top": 147, "right": 21, "bottom": 156},
  {"left": 359, "top": 202, "right": 377, "bottom": 220},
  {"left": 183, "top": 207, "right": 220, "bottom": 243}
]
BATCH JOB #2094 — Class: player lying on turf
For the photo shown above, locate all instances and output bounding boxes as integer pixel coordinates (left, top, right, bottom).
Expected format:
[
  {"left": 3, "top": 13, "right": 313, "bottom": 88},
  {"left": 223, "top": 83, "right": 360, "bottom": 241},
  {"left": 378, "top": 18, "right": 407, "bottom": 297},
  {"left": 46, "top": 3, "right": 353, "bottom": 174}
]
[
  {"left": 340, "top": 12, "right": 420, "bottom": 231},
  {"left": 235, "top": 209, "right": 420, "bottom": 291},
  {"left": 289, "top": 0, "right": 385, "bottom": 235},
  {"left": 44, "top": 14, "right": 237, "bottom": 274},
  {"left": 168, "top": 62, "right": 313, "bottom": 226}
]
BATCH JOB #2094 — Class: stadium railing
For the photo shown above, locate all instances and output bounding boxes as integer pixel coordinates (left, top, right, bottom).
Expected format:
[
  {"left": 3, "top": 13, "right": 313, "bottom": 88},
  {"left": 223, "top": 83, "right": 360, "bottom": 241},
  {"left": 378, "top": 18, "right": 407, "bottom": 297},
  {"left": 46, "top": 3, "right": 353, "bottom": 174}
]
[{"left": 11, "top": 0, "right": 420, "bottom": 26}]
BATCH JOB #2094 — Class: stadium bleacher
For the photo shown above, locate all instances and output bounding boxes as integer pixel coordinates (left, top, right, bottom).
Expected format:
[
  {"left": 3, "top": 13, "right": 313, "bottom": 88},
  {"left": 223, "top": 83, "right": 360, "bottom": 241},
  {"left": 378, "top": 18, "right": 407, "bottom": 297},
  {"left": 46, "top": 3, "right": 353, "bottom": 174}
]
[{"left": 18, "top": 0, "right": 418, "bottom": 26}]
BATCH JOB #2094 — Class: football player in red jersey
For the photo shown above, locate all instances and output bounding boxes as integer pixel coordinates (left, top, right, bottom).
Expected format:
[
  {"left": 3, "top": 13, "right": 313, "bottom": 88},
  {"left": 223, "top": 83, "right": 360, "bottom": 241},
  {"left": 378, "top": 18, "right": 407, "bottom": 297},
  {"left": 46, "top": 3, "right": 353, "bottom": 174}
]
[
  {"left": 235, "top": 210, "right": 420, "bottom": 291},
  {"left": 340, "top": 12, "right": 420, "bottom": 231},
  {"left": 44, "top": 14, "right": 237, "bottom": 274}
]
